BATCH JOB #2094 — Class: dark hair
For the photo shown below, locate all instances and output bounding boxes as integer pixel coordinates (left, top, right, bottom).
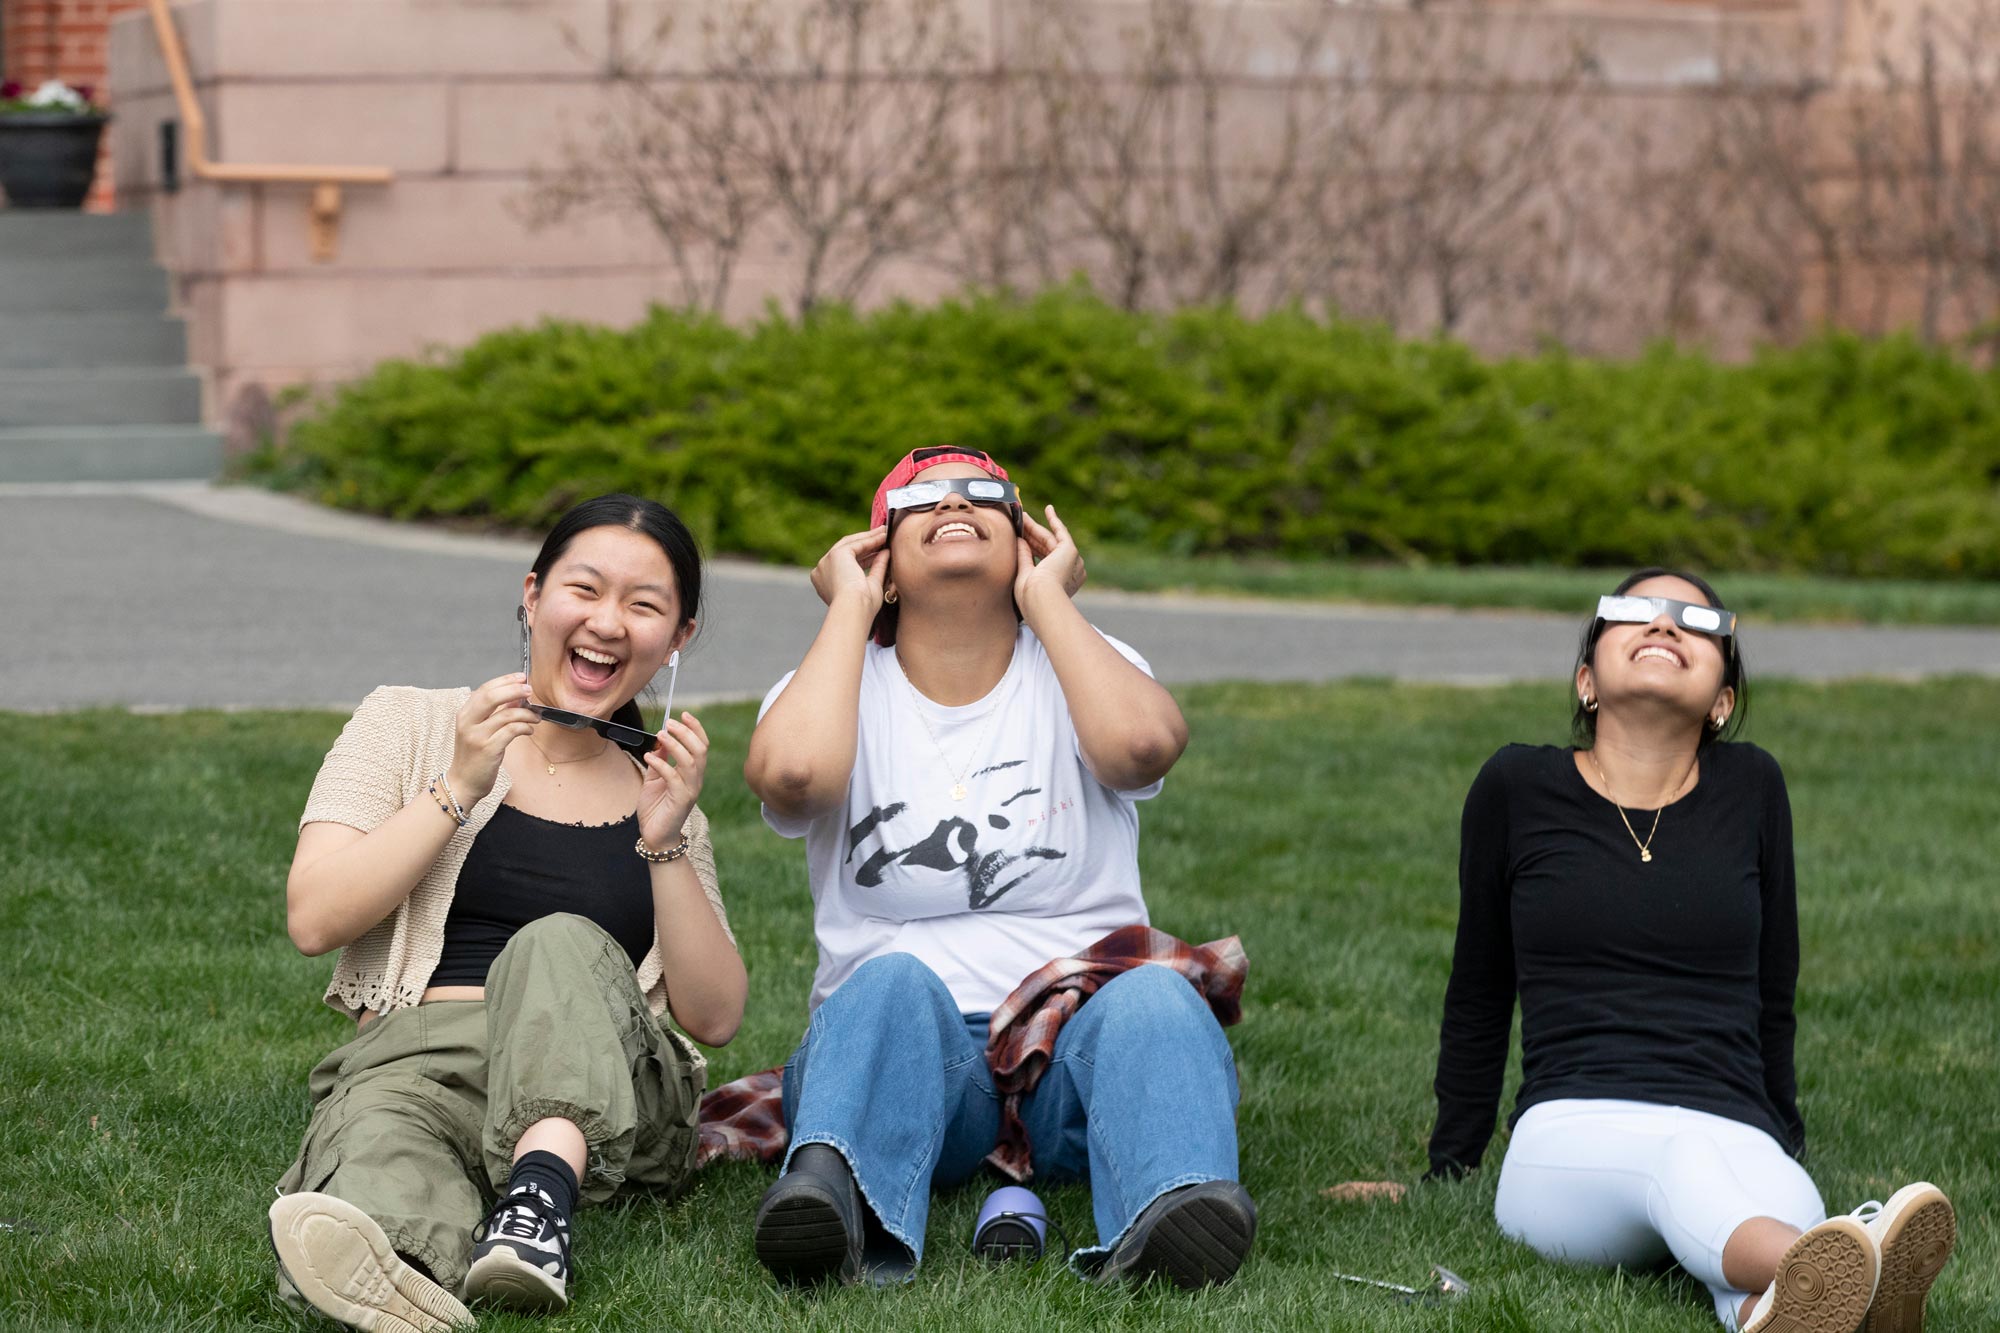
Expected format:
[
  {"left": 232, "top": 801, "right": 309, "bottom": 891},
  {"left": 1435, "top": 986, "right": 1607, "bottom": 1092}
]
[
  {"left": 1571, "top": 566, "right": 1748, "bottom": 751},
  {"left": 872, "top": 446, "right": 1021, "bottom": 648},
  {"left": 530, "top": 494, "right": 702, "bottom": 756}
]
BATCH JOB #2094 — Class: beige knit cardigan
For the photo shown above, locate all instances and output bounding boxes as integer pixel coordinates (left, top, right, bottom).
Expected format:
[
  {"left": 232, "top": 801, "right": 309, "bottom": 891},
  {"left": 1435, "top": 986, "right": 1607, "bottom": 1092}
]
[{"left": 300, "top": 686, "right": 731, "bottom": 1022}]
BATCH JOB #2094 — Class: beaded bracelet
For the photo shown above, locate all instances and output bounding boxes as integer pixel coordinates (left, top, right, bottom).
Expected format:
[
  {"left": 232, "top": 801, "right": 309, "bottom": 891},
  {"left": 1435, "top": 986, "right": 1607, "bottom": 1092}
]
[
  {"left": 635, "top": 833, "right": 692, "bottom": 864},
  {"left": 428, "top": 773, "right": 469, "bottom": 828},
  {"left": 427, "top": 781, "right": 463, "bottom": 828}
]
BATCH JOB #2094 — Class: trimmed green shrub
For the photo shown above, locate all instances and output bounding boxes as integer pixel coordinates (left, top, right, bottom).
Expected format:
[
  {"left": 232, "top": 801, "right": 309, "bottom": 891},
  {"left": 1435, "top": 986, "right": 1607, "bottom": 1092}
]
[{"left": 263, "top": 288, "right": 2000, "bottom": 578}]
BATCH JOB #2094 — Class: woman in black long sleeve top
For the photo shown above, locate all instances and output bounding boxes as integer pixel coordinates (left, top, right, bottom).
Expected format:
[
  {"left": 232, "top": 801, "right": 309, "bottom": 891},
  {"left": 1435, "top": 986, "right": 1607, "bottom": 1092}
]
[{"left": 1430, "top": 570, "right": 1956, "bottom": 1333}]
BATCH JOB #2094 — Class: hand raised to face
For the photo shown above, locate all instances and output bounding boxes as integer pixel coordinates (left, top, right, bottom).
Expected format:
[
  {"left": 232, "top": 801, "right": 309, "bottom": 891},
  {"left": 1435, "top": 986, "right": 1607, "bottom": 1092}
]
[
  {"left": 1015, "top": 504, "right": 1086, "bottom": 606},
  {"left": 810, "top": 527, "right": 889, "bottom": 610}
]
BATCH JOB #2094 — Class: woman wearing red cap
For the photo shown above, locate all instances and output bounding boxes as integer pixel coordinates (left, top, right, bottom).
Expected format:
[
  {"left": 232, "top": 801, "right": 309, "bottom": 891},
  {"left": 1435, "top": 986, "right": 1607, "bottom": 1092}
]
[{"left": 743, "top": 447, "right": 1254, "bottom": 1287}]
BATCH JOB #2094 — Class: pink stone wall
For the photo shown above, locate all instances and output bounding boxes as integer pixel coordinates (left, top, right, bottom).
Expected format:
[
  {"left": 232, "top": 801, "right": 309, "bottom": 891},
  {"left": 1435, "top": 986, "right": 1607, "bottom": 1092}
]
[{"left": 99, "top": 0, "right": 1953, "bottom": 442}]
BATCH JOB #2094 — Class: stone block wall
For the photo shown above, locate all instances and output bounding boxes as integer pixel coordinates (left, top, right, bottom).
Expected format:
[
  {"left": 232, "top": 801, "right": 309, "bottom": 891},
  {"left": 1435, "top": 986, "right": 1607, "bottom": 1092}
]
[{"left": 87, "top": 0, "right": 1966, "bottom": 443}]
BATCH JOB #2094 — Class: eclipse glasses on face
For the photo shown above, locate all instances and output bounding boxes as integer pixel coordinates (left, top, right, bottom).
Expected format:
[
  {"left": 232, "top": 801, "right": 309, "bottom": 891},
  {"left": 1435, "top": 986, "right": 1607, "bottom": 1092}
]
[
  {"left": 1596, "top": 594, "right": 1736, "bottom": 638},
  {"left": 884, "top": 476, "right": 1020, "bottom": 514}
]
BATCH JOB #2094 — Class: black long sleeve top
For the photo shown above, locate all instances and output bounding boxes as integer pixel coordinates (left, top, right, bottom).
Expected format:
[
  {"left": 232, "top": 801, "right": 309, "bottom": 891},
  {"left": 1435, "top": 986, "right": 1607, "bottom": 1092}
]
[{"left": 1428, "top": 741, "right": 1804, "bottom": 1177}]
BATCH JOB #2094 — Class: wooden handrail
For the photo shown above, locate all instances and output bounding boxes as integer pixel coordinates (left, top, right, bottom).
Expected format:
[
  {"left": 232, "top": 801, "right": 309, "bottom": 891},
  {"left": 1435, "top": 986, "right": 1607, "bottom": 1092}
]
[{"left": 146, "top": 0, "right": 392, "bottom": 260}]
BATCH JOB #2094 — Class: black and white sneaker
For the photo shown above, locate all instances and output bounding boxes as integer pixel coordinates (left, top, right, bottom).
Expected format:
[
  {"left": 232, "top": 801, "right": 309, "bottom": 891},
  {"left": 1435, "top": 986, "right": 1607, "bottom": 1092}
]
[{"left": 459, "top": 1185, "right": 572, "bottom": 1312}]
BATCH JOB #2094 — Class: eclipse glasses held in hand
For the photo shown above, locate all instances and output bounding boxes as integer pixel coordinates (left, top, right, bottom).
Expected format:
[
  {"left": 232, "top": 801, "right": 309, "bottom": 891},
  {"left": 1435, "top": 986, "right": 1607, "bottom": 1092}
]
[
  {"left": 517, "top": 604, "right": 683, "bottom": 752},
  {"left": 526, "top": 704, "right": 657, "bottom": 751},
  {"left": 523, "top": 650, "right": 680, "bottom": 751},
  {"left": 1596, "top": 594, "right": 1735, "bottom": 638}
]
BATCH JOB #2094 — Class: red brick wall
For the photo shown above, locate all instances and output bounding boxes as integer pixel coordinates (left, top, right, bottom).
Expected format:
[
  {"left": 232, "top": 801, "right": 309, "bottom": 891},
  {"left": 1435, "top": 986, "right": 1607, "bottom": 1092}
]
[{"left": 3, "top": 0, "right": 149, "bottom": 208}]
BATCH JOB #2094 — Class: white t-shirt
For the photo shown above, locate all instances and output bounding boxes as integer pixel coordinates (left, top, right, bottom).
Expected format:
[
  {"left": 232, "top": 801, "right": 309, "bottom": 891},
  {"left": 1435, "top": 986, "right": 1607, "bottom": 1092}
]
[{"left": 758, "top": 623, "right": 1163, "bottom": 1014}]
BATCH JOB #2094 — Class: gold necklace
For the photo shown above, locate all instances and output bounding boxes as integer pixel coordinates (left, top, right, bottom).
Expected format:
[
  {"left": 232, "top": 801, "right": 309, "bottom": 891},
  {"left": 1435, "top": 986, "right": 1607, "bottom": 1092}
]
[
  {"left": 896, "top": 655, "right": 999, "bottom": 801},
  {"left": 527, "top": 732, "right": 608, "bottom": 778},
  {"left": 1586, "top": 747, "right": 1699, "bottom": 864}
]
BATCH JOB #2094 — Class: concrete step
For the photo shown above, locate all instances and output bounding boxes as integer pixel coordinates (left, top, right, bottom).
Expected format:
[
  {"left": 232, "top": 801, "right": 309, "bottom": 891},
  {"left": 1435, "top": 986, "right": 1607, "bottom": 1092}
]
[
  {"left": 0, "top": 209, "right": 155, "bottom": 261},
  {"left": 0, "top": 367, "right": 203, "bottom": 428},
  {"left": 0, "top": 313, "right": 187, "bottom": 370},
  {"left": 0, "top": 258, "right": 168, "bottom": 313},
  {"left": 0, "top": 424, "right": 222, "bottom": 482}
]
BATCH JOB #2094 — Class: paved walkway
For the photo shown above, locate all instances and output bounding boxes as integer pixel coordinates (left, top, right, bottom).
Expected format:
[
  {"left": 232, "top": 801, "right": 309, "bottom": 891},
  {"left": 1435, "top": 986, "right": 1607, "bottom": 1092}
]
[{"left": 5, "top": 482, "right": 1996, "bottom": 712}]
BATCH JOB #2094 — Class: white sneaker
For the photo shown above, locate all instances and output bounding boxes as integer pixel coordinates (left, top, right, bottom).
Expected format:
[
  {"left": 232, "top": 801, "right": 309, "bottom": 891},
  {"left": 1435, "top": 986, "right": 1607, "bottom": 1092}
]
[
  {"left": 459, "top": 1185, "right": 572, "bottom": 1312},
  {"left": 1852, "top": 1183, "right": 1956, "bottom": 1333},
  {"left": 1741, "top": 1215, "right": 1879, "bottom": 1333},
  {"left": 268, "top": 1192, "right": 474, "bottom": 1333}
]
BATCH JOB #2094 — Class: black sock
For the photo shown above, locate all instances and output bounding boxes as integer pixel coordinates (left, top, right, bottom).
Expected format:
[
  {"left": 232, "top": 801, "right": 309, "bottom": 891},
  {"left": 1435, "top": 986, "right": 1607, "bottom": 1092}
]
[{"left": 507, "top": 1150, "right": 580, "bottom": 1218}]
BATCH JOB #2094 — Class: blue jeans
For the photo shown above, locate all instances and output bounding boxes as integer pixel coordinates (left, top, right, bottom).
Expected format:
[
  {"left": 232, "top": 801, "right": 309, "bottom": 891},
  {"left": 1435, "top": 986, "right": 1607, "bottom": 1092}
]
[{"left": 779, "top": 951, "right": 1241, "bottom": 1269}]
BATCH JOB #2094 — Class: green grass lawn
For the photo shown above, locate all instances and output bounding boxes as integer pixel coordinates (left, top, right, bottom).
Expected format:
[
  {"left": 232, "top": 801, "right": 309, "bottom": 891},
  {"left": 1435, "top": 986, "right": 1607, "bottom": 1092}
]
[
  {"left": 2, "top": 682, "right": 1994, "bottom": 1331},
  {"left": 1086, "top": 547, "right": 2000, "bottom": 627}
]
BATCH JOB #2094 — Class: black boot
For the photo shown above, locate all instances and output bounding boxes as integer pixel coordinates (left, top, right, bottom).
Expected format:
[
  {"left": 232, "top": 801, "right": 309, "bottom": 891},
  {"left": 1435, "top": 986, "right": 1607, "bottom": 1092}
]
[
  {"left": 753, "top": 1143, "right": 865, "bottom": 1285},
  {"left": 1095, "top": 1180, "right": 1258, "bottom": 1289}
]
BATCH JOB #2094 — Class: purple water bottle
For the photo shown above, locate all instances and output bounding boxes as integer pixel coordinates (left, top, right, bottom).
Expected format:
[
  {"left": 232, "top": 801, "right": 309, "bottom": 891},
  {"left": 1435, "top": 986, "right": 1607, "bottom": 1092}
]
[{"left": 972, "top": 1185, "right": 1047, "bottom": 1260}]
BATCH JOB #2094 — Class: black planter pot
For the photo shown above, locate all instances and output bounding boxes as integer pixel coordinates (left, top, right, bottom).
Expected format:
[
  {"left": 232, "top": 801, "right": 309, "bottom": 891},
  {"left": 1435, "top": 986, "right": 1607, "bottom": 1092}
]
[{"left": 0, "top": 112, "right": 111, "bottom": 209}]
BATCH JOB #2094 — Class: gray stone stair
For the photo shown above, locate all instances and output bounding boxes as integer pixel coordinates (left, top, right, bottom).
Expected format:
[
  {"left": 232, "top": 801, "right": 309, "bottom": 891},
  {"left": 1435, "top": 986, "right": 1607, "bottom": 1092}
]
[
  {"left": 0, "top": 259, "right": 168, "bottom": 312},
  {"left": 0, "top": 211, "right": 219, "bottom": 482},
  {"left": 0, "top": 314, "right": 187, "bottom": 371},
  {"left": 0, "top": 207, "right": 153, "bottom": 259},
  {"left": 0, "top": 367, "right": 204, "bottom": 428},
  {"left": 0, "top": 425, "right": 224, "bottom": 482}
]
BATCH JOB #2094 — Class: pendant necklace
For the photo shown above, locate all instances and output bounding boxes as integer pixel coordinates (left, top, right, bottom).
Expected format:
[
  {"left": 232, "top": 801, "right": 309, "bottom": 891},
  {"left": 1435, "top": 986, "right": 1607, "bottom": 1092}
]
[
  {"left": 527, "top": 733, "right": 607, "bottom": 778},
  {"left": 897, "top": 655, "right": 998, "bottom": 801},
  {"left": 1587, "top": 747, "right": 1699, "bottom": 864}
]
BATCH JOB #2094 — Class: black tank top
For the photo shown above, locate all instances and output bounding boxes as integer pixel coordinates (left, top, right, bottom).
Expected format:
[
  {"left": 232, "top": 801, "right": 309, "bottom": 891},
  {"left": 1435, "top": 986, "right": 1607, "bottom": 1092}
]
[{"left": 430, "top": 804, "right": 655, "bottom": 986}]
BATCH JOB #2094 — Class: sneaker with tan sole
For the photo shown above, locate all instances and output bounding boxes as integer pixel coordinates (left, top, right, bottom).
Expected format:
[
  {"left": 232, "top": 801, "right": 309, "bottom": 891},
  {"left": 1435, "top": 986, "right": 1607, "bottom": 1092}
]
[
  {"left": 267, "top": 1192, "right": 474, "bottom": 1333},
  {"left": 1853, "top": 1183, "right": 1956, "bottom": 1333},
  {"left": 459, "top": 1185, "right": 571, "bottom": 1312},
  {"left": 1741, "top": 1215, "right": 1879, "bottom": 1333}
]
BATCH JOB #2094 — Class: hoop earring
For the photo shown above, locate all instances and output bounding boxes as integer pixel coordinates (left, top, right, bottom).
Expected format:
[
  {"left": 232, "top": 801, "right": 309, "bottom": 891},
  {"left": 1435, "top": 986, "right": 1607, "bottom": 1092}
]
[
  {"left": 1582, "top": 695, "right": 1598, "bottom": 713},
  {"left": 884, "top": 588, "right": 899, "bottom": 605},
  {"left": 1709, "top": 713, "right": 1727, "bottom": 731}
]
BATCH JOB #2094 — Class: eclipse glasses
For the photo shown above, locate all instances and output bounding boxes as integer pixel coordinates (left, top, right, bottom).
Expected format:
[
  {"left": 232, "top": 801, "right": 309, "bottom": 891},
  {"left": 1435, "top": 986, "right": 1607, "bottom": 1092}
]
[
  {"left": 518, "top": 601, "right": 681, "bottom": 751},
  {"left": 523, "top": 650, "right": 678, "bottom": 751},
  {"left": 1596, "top": 594, "right": 1736, "bottom": 638},
  {"left": 884, "top": 476, "right": 1020, "bottom": 514},
  {"left": 526, "top": 704, "right": 658, "bottom": 750}
]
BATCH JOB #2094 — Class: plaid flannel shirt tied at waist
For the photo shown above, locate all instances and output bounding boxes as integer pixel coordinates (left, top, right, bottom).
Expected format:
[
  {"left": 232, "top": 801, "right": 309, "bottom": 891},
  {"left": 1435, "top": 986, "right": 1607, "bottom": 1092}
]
[{"left": 695, "top": 924, "right": 1248, "bottom": 1182}]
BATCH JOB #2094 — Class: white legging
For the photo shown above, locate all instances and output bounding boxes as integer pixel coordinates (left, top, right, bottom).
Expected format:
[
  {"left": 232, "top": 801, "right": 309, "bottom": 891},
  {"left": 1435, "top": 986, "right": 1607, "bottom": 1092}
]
[{"left": 1495, "top": 1099, "right": 1827, "bottom": 1329}]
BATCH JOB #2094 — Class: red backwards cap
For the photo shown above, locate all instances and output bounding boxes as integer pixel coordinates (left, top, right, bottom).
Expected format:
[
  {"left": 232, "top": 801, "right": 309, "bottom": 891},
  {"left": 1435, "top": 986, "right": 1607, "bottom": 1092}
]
[{"left": 870, "top": 449, "right": 1011, "bottom": 530}]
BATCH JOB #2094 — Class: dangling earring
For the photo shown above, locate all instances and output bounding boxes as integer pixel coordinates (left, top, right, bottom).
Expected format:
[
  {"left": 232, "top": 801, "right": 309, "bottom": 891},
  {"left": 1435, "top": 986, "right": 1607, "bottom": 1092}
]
[
  {"left": 884, "top": 588, "right": 899, "bottom": 605},
  {"left": 518, "top": 605, "right": 531, "bottom": 677}
]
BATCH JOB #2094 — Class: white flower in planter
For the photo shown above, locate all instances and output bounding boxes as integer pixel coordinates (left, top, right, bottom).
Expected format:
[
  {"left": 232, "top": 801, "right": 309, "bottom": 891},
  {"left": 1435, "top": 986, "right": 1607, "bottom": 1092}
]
[{"left": 25, "top": 81, "right": 92, "bottom": 112}]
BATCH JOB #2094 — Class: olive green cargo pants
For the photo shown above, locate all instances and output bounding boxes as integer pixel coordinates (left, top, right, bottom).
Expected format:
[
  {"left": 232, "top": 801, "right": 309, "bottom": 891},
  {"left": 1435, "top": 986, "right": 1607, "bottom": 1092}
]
[{"left": 274, "top": 913, "right": 705, "bottom": 1289}]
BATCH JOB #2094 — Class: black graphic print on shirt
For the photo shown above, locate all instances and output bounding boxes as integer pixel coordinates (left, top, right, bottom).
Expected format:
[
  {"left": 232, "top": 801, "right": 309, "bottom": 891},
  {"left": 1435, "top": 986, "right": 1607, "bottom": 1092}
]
[{"left": 845, "top": 762, "right": 1069, "bottom": 910}]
